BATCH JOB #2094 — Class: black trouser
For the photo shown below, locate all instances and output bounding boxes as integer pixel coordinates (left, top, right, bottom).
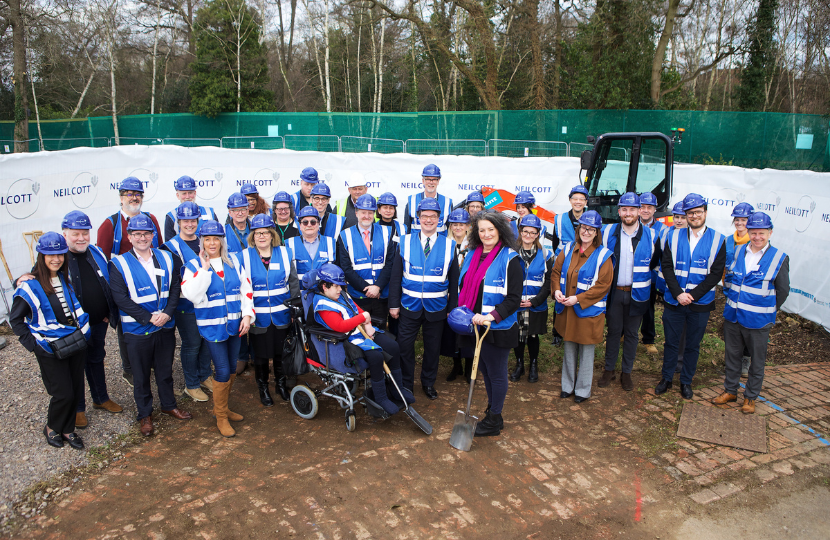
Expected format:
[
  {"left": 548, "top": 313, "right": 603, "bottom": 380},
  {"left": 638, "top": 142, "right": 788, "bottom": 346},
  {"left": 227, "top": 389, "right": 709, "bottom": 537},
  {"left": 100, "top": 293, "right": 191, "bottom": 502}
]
[
  {"left": 36, "top": 350, "right": 85, "bottom": 434},
  {"left": 514, "top": 336, "right": 540, "bottom": 361},
  {"left": 116, "top": 319, "right": 131, "bottom": 374},
  {"left": 249, "top": 325, "right": 289, "bottom": 378},
  {"left": 397, "top": 313, "right": 444, "bottom": 391},
  {"left": 604, "top": 289, "right": 643, "bottom": 374},
  {"left": 363, "top": 331, "right": 402, "bottom": 379},
  {"left": 123, "top": 328, "right": 177, "bottom": 420},
  {"left": 78, "top": 321, "right": 110, "bottom": 411},
  {"left": 354, "top": 297, "right": 390, "bottom": 330},
  {"left": 640, "top": 284, "right": 657, "bottom": 345}
]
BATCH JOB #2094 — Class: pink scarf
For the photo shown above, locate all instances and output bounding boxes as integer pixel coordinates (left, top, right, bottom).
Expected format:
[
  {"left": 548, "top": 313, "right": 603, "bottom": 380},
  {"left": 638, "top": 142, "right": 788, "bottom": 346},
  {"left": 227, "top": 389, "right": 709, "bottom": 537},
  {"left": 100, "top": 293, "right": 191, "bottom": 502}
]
[{"left": 458, "top": 242, "right": 503, "bottom": 310}]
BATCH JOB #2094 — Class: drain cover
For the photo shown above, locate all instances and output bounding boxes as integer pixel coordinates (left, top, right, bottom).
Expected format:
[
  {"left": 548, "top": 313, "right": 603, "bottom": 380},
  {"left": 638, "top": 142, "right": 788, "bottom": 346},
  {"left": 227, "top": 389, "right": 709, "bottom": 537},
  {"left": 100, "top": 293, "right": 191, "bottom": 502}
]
[{"left": 676, "top": 402, "right": 767, "bottom": 453}]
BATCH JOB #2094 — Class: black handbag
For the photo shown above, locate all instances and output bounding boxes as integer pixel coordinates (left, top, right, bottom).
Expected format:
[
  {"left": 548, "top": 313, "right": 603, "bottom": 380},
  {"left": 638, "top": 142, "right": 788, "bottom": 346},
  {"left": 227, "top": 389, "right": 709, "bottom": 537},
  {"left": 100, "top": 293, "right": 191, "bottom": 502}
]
[
  {"left": 282, "top": 329, "right": 308, "bottom": 376},
  {"left": 50, "top": 327, "right": 88, "bottom": 360}
]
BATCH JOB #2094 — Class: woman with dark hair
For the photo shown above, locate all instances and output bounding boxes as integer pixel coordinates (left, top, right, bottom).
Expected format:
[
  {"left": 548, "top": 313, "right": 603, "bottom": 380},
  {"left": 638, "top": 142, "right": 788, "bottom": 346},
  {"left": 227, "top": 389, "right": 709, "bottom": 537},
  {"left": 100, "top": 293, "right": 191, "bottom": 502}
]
[
  {"left": 443, "top": 208, "right": 472, "bottom": 382},
  {"left": 376, "top": 192, "right": 402, "bottom": 241},
  {"left": 552, "top": 210, "right": 614, "bottom": 403},
  {"left": 241, "top": 184, "right": 270, "bottom": 217},
  {"left": 11, "top": 232, "right": 90, "bottom": 449},
  {"left": 272, "top": 191, "right": 299, "bottom": 243},
  {"left": 456, "top": 211, "right": 522, "bottom": 437}
]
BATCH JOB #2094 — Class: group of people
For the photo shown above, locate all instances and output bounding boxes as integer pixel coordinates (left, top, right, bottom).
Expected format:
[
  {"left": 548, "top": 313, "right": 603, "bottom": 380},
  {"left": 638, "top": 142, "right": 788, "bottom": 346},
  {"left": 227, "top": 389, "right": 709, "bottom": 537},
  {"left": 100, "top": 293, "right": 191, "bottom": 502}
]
[{"left": 11, "top": 164, "right": 790, "bottom": 450}]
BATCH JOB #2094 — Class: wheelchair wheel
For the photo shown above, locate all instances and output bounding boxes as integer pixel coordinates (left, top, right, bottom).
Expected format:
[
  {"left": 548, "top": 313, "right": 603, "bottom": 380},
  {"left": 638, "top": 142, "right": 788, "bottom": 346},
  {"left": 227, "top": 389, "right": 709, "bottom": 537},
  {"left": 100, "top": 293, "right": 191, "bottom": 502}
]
[
  {"left": 290, "top": 385, "right": 318, "bottom": 420},
  {"left": 345, "top": 410, "right": 356, "bottom": 432}
]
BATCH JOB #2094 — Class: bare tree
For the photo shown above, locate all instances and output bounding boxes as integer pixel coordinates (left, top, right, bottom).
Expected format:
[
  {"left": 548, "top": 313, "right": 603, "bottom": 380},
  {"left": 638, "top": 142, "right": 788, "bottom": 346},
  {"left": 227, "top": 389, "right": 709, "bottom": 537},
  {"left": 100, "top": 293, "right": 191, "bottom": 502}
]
[{"left": 1, "top": 0, "right": 30, "bottom": 151}]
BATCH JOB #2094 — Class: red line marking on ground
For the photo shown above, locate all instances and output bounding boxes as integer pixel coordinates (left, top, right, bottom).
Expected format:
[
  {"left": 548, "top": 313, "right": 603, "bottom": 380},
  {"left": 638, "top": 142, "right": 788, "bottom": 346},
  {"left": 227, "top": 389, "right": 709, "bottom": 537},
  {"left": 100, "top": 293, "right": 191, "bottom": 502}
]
[{"left": 634, "top": 474, "right": 642, "bottom": 522}]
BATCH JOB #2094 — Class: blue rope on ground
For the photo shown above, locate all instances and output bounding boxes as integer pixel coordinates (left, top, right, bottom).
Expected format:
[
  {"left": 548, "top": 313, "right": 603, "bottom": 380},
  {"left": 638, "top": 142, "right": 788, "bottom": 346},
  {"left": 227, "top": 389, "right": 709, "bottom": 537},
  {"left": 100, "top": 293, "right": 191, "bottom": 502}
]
[{"left": 739, "top": 382, "right": 830, "bottom": 446}]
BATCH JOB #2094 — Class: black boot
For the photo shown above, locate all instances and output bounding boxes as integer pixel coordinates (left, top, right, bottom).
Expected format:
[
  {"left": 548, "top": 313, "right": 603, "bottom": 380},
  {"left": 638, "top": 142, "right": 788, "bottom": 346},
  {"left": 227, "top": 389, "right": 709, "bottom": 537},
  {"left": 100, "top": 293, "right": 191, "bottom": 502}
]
[
  {"left": 474, "top": 412, "right": 503, "bottom": 437},
  {"left": 527, "top": 359, "right": 539, "bottom": 383},
  {"left": 273, "top": 358, "right": 289, "bottom": 401},
  {"left": 391, "top": 369, "right": 415, "bottom": 404},
  {"left": 371, "top": 374, "right": 400, "bottom": 415},
  {"left": 254, "top": 363, "right": 274, "bottom": 407},
  {"left": 509, "top": 358, "right": 525, "bottom": 382},
  {"left": 446, "top": 355, "right": 462, "bottom": 382}
]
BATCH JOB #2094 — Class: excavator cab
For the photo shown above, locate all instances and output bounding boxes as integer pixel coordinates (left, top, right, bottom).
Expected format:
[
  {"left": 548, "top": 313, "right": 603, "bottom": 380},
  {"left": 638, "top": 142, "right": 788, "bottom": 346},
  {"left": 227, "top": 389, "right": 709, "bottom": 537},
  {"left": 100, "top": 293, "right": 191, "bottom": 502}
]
[{"left": 578, "top": 132, "right": 678, "bottom": 224}]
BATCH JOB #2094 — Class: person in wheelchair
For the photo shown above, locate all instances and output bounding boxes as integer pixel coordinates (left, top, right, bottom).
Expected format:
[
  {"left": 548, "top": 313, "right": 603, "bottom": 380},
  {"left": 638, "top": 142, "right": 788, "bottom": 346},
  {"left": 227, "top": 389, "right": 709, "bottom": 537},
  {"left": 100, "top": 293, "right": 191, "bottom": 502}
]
[{"left": 309, "top": 263, "right": 414, "bottom": 415}]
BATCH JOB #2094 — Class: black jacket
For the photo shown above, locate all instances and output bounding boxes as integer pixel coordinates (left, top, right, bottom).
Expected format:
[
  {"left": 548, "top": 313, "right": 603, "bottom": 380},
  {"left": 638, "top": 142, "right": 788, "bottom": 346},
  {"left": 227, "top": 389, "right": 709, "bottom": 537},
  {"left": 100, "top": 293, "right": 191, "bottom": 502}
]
[
  {"left": 10, "top": 284, "right": 74, "bottom": 357},
  {"left": 662, "top": 228, "right": 726, "bottom": 312},
  {"left": 336, "top": 226, "right": 397, "bottom": 296},
  {"left": 606, "top": 224, "right": 662, "bottom": 316},
  {"left": 108, "top": 250, "right": 181, "bottom": 327},
  {"left": 388, "top": 241, "right": 460, "bottom": 322}
]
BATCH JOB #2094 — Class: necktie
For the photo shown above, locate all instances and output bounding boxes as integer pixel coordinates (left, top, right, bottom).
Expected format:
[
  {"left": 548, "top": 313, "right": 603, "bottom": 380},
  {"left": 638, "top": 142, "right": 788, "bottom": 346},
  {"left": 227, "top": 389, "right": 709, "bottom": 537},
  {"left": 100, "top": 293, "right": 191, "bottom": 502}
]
[
  {"left": 424, "top": 237, "right": 431, "bottom": 256},
  {"left": 363, "top": 230, "right": 371, "bottom": 252}
]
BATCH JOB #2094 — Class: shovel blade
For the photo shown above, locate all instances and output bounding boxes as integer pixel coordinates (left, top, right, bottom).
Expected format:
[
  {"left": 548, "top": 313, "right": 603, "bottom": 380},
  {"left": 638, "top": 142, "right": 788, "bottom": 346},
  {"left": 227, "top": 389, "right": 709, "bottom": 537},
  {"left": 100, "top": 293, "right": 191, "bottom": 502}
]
[
  {"left": 404, "top": 406, "right": 433, "bottom": 435},
  {"left": 449, "top": 410, "right": 479, "bottom": 452}
]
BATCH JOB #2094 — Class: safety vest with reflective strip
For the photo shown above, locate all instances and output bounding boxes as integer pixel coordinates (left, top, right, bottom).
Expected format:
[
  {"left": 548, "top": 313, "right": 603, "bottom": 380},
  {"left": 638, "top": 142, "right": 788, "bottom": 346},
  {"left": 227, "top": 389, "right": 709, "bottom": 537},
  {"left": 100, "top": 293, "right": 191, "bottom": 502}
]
[
  {"left": 166, "top": 206, "right": 217, "bottom": 236},
  {"left": 108, "top": 212, "right": 159, "bottom": 256},
  {"left": 284, "top": 235, "right": 335, "bottom": 281},
  {"left": 517, "top": 247, "right": 552, "bottom": 313},
  {"left": 655, "top": 226, "right": 674, "bottom": 294},
  {"left": 110, "top": 249, "right": 175, "bottom": 335},
  {"left": 13, "top": 277, "right": 91, "bottom": 355},
  {"left": 554, "top": 243, "right": 613, "bottom": 318},
  {"left": 224, "top": 221, "right": 250, "bottom": 254},
  {"left": 553, "top": 213, "right": 576, "bottom": 256},
  {"left": 663, "top": 227, "right": 725, "bottom": 307},
  {"left": 320, "top": 213, "right": 346, "bottom": 241},
  {"left": 723, "top": 244, "right": 786, "bottom": 329},
  {"left": 312, "top": 294, "right": 381, "bottom": 353},
  {"left": 459, "top": 247, "right": 519, "bottom": 331},
  {"left": 407, "top": 193, "right": 453, "bottom": 235},
  {"left": 241, "top": 246, "right": 292, "bottom": 329},
  {"left": 601, "top": 223, "right": 655, "bottom": 304},
  {"left": 645, "top": 220, "right": 666, "bottom": 284},
  {"left": 379, "top": 220, "right": 403, "bottom": 246},
  {"left": 292, "top": 191, "right": 307, "bottom": 213},
  {"left": 723, "top": 233, "right": 750, "bottom": 293},
  {"left": 340, "top": 224, "right": 392, "bottom": 300},
  {"left": 186, "top": 254, "right": 243, "bottom": 342},
  {"left": 335, "top": 197, "right": 350, "bottom": 217},
  {"left": 399, "top": 233, "right": 455, "bottom": 313},
  {"left": 162, "top": 235, "right": 200, "bottom": 314}
]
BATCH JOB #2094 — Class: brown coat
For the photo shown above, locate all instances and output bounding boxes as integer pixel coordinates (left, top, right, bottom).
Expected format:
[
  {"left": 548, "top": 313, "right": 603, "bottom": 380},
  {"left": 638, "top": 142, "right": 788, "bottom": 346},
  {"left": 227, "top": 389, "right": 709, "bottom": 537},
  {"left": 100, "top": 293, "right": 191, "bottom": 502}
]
[{"left": 551, "top": 244, "right": 614, "bottom": 345}]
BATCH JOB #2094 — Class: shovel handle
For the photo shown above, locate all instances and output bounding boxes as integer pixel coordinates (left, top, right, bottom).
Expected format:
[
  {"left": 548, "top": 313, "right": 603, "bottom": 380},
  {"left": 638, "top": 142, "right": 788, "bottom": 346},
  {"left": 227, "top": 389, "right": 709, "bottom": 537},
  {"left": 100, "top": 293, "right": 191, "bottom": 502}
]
[{"left": 468, "top": 321, "right": 491, "bottom": 381}]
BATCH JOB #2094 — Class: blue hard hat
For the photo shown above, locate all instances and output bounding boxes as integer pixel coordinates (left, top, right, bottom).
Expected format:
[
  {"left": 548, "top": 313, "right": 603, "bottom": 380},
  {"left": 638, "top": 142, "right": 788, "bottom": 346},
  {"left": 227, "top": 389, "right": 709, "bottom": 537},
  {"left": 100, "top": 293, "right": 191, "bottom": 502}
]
[
  {"left": 297, "top": 206, "right": 320, "bottom": 220},
  {"left": 300, "top": 167, "right": 319, "bottom": 184},
  {"left": 448, "top": 208, "right": 470, "bottom": 224},
  {"left": 732, "top": 202, "right": 754, "bottom": 218},
  {"left": 176, "top": 201, "right": 201, "bottom": 220},
  {"left": 639, "top": 192, "right": 658, "bottom": 206},
  {"left": 199, "top": 220, "right": 225, "bottom": 237},
  {"left": 301, "top": 269, "right": 319, "bottom": 290},
  {"left": 120, "top": 177, "right": 144, "bottom": 193},
  {"left": 317, "top": 263, "right": 347, "bottom": 286},
  {"left": 61, "top": 210, "right": 92, "bottom": 230},
  {"left": 514, "top": 191, "right": 535, "bottom": 206},
  {"left": 682, "top": 193, "right": 706, "bottom": 212},
  {"left": 227, "top": 192, "right": 248, "bottom": 209},
  {"left": 466, "top": 191, "right": 485, "bottom": 204},
  {"left": 378, "top": 192, "right": 398, "bottom": 207},
  {"left": 273, "top": 191, "right": 292, "bottom": 204},
  {"left": 240, "top": 183, "right": 258, "bottom": 196},
  {"left": 310, "top": 183, "right": 332, "bottom": 198},
  {"left": 126, "top": 214, "right": 155, "bottom": 232},
  {"left": 417, "top": 197, "right": 442, "bottom": 214},
  {"left": 36, "top": 232, "right": 68, "bottom": 255},
  {"left": 448, "top": 306, "right": 476, "bottom": 336},
  {"left": 672, "top": 202, "right": 685, "bottom": 216},
  {"left": 746, "top": 212, "right": 773, "bottom": 229},
  {"left": 618, "top": 192, "right": 640, "bottom": 208},
  {"left": 422, "top": 164, "right": 441, "bottom": 178},
  {"left": 251, "top": 213, "right": 275, "bottom": 230},
  {"left": 569, "top": 185, "right": 589, "bottom": 199},
  {"left": 355, "top": 194, "right": 377, "bottom": 211},
  {"left": 578, "top": 210, "right": 602, "bottom": 229},
  {"left": 174, "top": 175, "right": 197, "bottom": 191},
  {"left": 519, "top": 214, "right": 543, "bottom": 230}
]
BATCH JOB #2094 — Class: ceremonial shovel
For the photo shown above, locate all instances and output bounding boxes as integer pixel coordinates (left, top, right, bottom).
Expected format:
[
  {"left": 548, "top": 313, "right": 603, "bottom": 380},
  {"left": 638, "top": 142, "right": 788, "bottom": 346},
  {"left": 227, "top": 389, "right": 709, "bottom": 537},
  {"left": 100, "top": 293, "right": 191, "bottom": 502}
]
[{"left": 449, "top": 321, "right": 490, "bottom": 452}]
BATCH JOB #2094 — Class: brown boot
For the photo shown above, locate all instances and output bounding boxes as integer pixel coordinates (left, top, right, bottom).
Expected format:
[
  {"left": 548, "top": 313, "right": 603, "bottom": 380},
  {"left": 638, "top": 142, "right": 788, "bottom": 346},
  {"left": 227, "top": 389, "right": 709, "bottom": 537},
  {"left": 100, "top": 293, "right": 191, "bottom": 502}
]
[
  {"left": 212, "top": 380, "right": 235, "bottom": 437},
  {"left": 75, "top": 412, "right": 88, "bottom": 429},
  {"left": 711, "top": 392, "right": 737, "bottom": 405},
  {"left": 597, "top": 370, "right": 615, "bottom": 388},
  {"left": 620, "top": 372, "right": 634, "bottom": 391},
  {"left": 226, "top": 375, "right": 244, "bottom": 422},
  {"left": 741, "top": 398, "right": 756, "bottom": 414}
]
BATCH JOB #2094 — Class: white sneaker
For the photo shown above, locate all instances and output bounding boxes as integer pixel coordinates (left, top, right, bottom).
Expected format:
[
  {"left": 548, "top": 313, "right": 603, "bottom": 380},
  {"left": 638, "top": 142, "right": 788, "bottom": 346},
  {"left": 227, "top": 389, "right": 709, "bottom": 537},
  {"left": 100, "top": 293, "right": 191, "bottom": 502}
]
[{"left": 184, "top": 387, "right": 209, "bottom": 402}]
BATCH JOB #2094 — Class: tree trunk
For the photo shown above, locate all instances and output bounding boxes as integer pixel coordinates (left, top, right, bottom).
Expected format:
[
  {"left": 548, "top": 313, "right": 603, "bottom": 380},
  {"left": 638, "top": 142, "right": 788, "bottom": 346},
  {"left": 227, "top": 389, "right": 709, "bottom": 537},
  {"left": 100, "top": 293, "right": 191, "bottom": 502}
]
[
  {"left": 151, "top": 0, "right": 161, "bottom": 114},
  {"left": 526, "top": 0, "right": 545, "bottom": 109},
  {"left": 551, "top": 0, "right": 563, "bottom": 109},
  {"left": 27, "top": 31, "right": 43, "bottom": 150},
  {"left": 71, "top": 70, "right": 96, "bottom": 119},
  {"left": 9, "top": 0, "right": 29, "bottom": 152},
  {"left": 236, "top": 12, "right": 242, "bottom": 113},
  {"left": 356, "top": 5, "right": 363, "bottom": 112},
  {"left": 324, "top": 0, "right": 331, "bottom": 112},
  {"left": 109, "top": 42, "right": 119, "bottom": 145},
  {"left": 651, "top": 0, "right": 682, "bottom": 104}
]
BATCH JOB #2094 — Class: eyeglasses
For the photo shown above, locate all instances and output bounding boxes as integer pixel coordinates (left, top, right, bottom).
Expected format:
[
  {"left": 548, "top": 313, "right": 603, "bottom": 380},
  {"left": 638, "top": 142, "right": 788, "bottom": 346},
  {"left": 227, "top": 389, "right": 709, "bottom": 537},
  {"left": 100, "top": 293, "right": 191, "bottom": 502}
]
[
  {"left": 520, "top": 229, "right": 539, "bottom": 236},
  {"left": 300, "top": 220, "right": 318, "bottom": 226},
  {"left": 419, "top": 215, "right": 438, "bottom": 221},
  {"left": 312, "top": 196, "right": 329, "bottom": 203},
  {"left": 229, "top": 208, "right": 247, "bottom": 214},
  {"left": 580, "top": 228, "right": 598, "bottom": 235},
  {"left": 129, "top": 232, "right": 153, "bottom": 239},
  {"left": 254, "top": 231, "right": 271, "bottom": 237},
  {"left": 275, "top": 206, "right": 290, "bottom": 213},
  {"left": 686, "top": 210, "right": 705, "bottom": 217},
  {"left": 121, "top": 191, "right": 143, "bottom": 198}
]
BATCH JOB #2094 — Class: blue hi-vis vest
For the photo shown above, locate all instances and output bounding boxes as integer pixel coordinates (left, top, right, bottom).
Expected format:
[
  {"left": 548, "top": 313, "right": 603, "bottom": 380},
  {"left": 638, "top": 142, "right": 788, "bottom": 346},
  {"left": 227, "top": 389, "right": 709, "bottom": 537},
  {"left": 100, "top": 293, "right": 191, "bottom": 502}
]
[
  {"left": 86, "top": 244, "right": 111, "bottom": 283},
  {"left": 399, "top": 233, "right": 455, "bottom": 313},
  {"left": 602, "top": 224, "right": 655, "bottom": 304},
  {"left": 312, "top": 293, "right": 381, "bottom": 353},
  {"left": 320, "top": 213, "right": 346, "bottom": 241},
  {"left": 110, "top": 249, "right": 175, "bottom": 335},
  {"left": 241, "top": 247, "right": 292, "bottom": 329},
  {"left": 655, "top": 226, "right": 674, "bottom": 294},
  {"left": 108, "top": 212, "right": 160, "bottom": 256},
  {"left": 407, "top": 193, "right": 453, "bottom": 235},
  {"left": 187, "top": 255, "right": 243, "bottom": 342},
  {"left": 664, "top": 227, "right": 725, "bottom": 307},
  {"left": 517, "top": 247, "right": 552, "bottom": 313},
  {"left": 724, "top": 244, "right": 786, "bottom": 329},
  {"left": 645, "top": 220, "right": 666, "bottom": 284},
  {"left": 292, "top": 191, "right": 307, "bottom": 213},
  {"left": 14, "top": 277, "right": 90, "bottom": 355},
  {"left": 166, "top": 206, "right": 217, "bottom": 236},
  {"left": 340, "top": 224, "right": 392, "bottom": 300},
  {"left": 163, "top": 236, "right": 200, "bottom": 314},
  {"left": 224, "top": 221, "right": 251, "bottom": 254},
  {"left": 555, "top": 243, "right": 613, "bottom": 318},
  {"left": 554, "top": 213, "right": 576, "bottom": 256},
  {"left": 459, "top": 247, "right": 519, "bottom": 330},
  {"left": 285, "top": 235, "right": 335, "bottom": 281},
  {"left": 723, "top": 234, "right": 750, "bottom": 293}
]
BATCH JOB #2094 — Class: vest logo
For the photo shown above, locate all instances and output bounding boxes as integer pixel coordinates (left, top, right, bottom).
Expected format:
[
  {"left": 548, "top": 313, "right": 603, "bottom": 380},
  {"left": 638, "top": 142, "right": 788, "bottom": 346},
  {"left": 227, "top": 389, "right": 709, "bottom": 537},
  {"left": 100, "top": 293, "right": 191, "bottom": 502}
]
[
  {"left": 192, "top": 168, "right": 224, "bottom": 200},
  {"left": 429, "top": 266, "right": 444, "bottom": 274},
  {"left": 137, "top": 285, "right": 153, "bottom": 293},
  {"left": 57, "top": 172, "right": 98, "bottom": 209},
  {"left": 3, "top": 178, "right": 40, "bottom": 220},
  {"left": 787, "top": 194, "right": 815, "bottom": 233},
  {"left": 118, "top": 169, "right": 159, "bottom": 201},
  {"left": 695, "top": 257, "right": 708, "bottom": 266}
]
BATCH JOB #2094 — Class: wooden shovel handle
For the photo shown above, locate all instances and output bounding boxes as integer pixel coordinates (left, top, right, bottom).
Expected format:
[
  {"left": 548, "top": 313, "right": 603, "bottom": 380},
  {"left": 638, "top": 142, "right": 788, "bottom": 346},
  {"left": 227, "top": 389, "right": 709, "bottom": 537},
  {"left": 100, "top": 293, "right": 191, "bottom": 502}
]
[
  {"left": 0, "top": 237, "right": 13, "bottom": 284},
  {"left": 468, "top": 321, "right": 491, "bottom": 381}
]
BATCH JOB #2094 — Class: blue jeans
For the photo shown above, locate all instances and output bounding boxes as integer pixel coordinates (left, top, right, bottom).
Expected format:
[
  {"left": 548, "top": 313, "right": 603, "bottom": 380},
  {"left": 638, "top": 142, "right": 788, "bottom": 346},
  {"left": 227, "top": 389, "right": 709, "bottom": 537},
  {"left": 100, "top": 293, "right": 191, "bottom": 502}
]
[
  {"left": 661, "top": 305, "right": 710, "bottom": 385},
  {"left": 77, "top": 322, "right": 110, "bottom": 411},
  {"left": 205, "top": 336, "right": 242, "bottom": 383},
  {"left": 176, "top": 312, "right": 212, "bottom": 389}
]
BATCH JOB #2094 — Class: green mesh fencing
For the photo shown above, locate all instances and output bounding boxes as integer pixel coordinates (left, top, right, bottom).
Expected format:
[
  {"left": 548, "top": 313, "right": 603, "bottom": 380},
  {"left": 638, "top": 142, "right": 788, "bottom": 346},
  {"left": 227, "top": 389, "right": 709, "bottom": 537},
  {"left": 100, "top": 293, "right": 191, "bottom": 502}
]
[{"left": 1, "top": 110, "right": 827, "bottom": 171}]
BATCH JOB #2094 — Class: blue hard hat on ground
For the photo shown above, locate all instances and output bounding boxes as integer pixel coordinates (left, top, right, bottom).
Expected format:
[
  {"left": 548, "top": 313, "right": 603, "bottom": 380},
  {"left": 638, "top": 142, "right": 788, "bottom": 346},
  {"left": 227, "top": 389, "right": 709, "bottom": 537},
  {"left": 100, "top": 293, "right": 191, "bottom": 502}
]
[
  {"left": 618, "top": 192, "right": 640, "bottom": 208},
  {"left": 448, "top": 307, "right": 476, "bottom": 336},
  {"left": 514, "top": 191, "right": 535, "bottom": 206},
  {"left": 300, "top": 167, "right": 319, "bottom": 183},
  {"left": 417, "top": 197, "right": 442, "bottom": 214},
  {"left": 199, "top": 220, "right": 225, "bottom": 237},
  {"left": 732, "top": 202, "right": 754, "bottom": 218},
  {"left": 569, "top": 185, "right": 589, "bottom": 199},
  {"left": 378, "top": 192, "right": 398, "bottom": 207},
  {"left": 297, "top": 206, "right": 320, "bottom": 220},
  {"left": 355, "top": 194, "right": 377, "bottom": 211},
  {"left": 174, "top": 176, "right": 197, "bottom": 191},
  {"left": 639, "top": 192, "right": 658, "bottom": 206},
  {"left": 126, "top": 214, "right": 155, "bottom": 232},
  {"left": 448, "top": 208, "right": 470, "bottom": 224},
  {"left": 682, "top": 193, "right": 706, "bottom": 212},
  {"left": 36, "top": 232, "right": 68, "bottom": 255},
  {"left": 251, "top": 213, "right": 275, "bottom": 229},
  {"left": 578, "top": 210, "right": 602, "bottom": 229},
  {"left": 227, "top": 192, "right": 248, "bottom": 209},
  {"left": 273, "top": 191, "right": 292, "bottom": 204},
  {"left": 747, "top": 212, "right": 773, "bottom": 229},
  {"left": 120, "top": 177, "right": 144, "bottom": 193},
  {"left": 240, "top": 184, "right": 258, "bottom": 196},
  {"left": 672, "top": 202, "right": 685, "bottom": 216},
  {"left": 519, "top": 214, "right": 543, "bottom": 230},
  {"left": 317, "top": 263, "right": 347, "bottom": 286},
  {"left": 176, "top": 201, "right": 201, "bottom": 220},
  {"left": 422, "top": 164, "right": 441, "bottom": 178},
  {"left": 61, "top": 210, "right": 92, "bottom": 230},
  {"left": 467, "top": 191, "right": 485, "bottom": 204},
  {"left": 311, "top": 183, "right": 332, "bottom": 198}
]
